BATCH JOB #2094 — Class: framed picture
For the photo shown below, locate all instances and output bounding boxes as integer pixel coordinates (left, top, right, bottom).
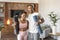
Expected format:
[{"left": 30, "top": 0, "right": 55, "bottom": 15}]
[
  {"left": 0, "top": 8, "right": 3, "bottom": 13},
  {"left": 0, "top": 3, "right": 4, "bottom": 7},
  {"left": 0, "top": 3, "right": 4, "bottom": 13}
]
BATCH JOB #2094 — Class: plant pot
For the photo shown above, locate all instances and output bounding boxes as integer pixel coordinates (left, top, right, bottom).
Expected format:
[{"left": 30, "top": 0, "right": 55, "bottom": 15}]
[{"left": 52, "top": 26, "right": 56, "bottom": 35}]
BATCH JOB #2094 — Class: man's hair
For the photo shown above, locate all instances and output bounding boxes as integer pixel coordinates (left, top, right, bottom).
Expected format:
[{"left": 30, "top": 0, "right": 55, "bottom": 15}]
[
  {"left": 27, "top": 4, "right": 34, "bottom": 13},
  {"left": 27, "top": 4, "right": 34, "bottom": 9}
]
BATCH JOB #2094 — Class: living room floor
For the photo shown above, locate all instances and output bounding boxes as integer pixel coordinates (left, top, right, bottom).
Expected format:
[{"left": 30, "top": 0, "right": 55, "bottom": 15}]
[{"left": 1, "top": 34, "right": 54, "bottom": 40}]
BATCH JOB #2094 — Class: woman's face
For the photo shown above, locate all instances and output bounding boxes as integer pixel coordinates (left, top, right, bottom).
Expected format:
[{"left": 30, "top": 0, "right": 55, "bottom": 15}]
[{"left": 21, "top": 13, "right": 27, "bottom": 19}]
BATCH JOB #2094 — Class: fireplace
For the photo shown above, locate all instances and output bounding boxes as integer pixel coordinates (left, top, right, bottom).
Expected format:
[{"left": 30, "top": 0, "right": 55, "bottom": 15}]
[{"left": 10, "top": 10, "right": 24, "bottom": 18}]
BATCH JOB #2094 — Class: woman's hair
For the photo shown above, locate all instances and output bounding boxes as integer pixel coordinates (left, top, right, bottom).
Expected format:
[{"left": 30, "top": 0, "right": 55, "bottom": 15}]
[{"left": 19, "top": 11, "right": 27, "bottom": 18}]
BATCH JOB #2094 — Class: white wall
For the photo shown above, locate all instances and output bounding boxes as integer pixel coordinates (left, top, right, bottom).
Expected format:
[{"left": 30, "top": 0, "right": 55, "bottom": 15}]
[
  {"left": 0, "top": 0, "right": 38, "bottom": 3},
  {"left": 38, "top": 0, "right": 60, "bottom": 32},
  {"left": 53, "top": 0, "right": 60, "bottom": 32},
  {"left": 38, "top": 0, "right": 53, "bottom": 24}
]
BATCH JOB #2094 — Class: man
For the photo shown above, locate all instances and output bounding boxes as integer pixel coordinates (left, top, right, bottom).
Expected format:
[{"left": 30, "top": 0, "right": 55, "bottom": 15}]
[{"left": 27, "top": 5, "right": 44, "bottom": 40}]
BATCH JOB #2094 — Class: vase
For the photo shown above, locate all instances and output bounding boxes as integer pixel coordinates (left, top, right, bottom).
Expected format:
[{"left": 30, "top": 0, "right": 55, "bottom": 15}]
[{"left": 52, "top": 26, "right": 56, "bottom": 35}]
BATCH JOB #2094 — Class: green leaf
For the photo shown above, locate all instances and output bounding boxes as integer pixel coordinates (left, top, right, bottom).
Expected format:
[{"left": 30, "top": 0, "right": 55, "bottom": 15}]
[{"left": 48, "top": 11, "right": 60, "bottom": 26}]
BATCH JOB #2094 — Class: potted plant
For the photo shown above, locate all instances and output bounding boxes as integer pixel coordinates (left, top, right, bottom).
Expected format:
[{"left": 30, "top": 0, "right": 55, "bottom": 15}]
[{"left": 48, "top": 11, "right": 60, "bottom": 34}]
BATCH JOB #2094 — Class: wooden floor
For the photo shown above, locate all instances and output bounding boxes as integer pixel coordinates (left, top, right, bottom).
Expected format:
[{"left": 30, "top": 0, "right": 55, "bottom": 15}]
[
  {"left": 1, "top": 34, "right": 17, "bottom": 40},
  {"left": 1, "top": 34, "right": 54, "bottom": 40}
]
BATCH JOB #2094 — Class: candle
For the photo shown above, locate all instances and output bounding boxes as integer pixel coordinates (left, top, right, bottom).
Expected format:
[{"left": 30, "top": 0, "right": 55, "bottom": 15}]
[{"left": 7, "top": 19, "right": 10, "bottom": 25}]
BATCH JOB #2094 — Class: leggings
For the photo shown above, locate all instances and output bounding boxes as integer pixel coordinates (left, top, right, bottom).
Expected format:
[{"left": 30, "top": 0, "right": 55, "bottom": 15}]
[{"left": 17, "top": 31, "right": 28, "bottom": 40}]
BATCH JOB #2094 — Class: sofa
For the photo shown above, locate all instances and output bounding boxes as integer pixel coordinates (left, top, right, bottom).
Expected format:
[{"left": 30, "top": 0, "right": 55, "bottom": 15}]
[{"left": 40, "top": 24, "right": 51, "bottom": 40}]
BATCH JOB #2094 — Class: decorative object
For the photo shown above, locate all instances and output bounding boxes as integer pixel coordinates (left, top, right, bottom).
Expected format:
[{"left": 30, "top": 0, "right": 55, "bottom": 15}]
[
  {"left": 0, "top": 8, "right": 3, "bottom": 13},
  {"left": 0, "top": 3, "right": 4, "bottom": 7},
  {"left": 0, "top": 3, "right": 4, "bottom": 13},
  {"left": 48, "top": 11, "right": 60, "bottom": 34},
  {"left": 7, "top": 19, "right": 10, "bottom": 25}
]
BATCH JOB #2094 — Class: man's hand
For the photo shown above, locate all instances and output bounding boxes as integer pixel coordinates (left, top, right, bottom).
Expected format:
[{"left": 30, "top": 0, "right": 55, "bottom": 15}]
[
  {"left": 38, "top": 20, "right": 41, "bottom": 22},
  {"left": 38, "top": 18, "right": 44, "bottom": 24},
  {"left": 38, "top": 16, "right": 44, "bottom": 24}
]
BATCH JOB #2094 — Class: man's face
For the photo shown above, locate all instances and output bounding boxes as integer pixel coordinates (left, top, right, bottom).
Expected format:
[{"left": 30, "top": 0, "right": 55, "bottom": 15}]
[{"left": 27, "top": 6, "right": 32, "bottom": 13}]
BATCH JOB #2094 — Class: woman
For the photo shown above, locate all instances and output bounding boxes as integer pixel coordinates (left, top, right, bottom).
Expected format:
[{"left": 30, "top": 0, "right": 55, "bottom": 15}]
[{"left": 17, "top": 11, "right": 29, "bottom": 40}]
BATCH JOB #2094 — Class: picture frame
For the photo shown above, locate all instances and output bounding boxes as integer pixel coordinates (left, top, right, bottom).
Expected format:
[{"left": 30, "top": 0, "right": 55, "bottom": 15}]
[
  {"left": 0, "top": 3, "right": 4, "bottom": 13},
  {"left": 0, "top": 3, "right": 4, "bottom": 7},
  {"left": 0, "top": 8, "right": 3, "bottom": 13}
]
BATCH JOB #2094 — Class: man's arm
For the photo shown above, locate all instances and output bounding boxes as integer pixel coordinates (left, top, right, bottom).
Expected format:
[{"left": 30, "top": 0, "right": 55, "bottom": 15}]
[{"left": 35, "top": 16, "right": 44, "bottom": 25}]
